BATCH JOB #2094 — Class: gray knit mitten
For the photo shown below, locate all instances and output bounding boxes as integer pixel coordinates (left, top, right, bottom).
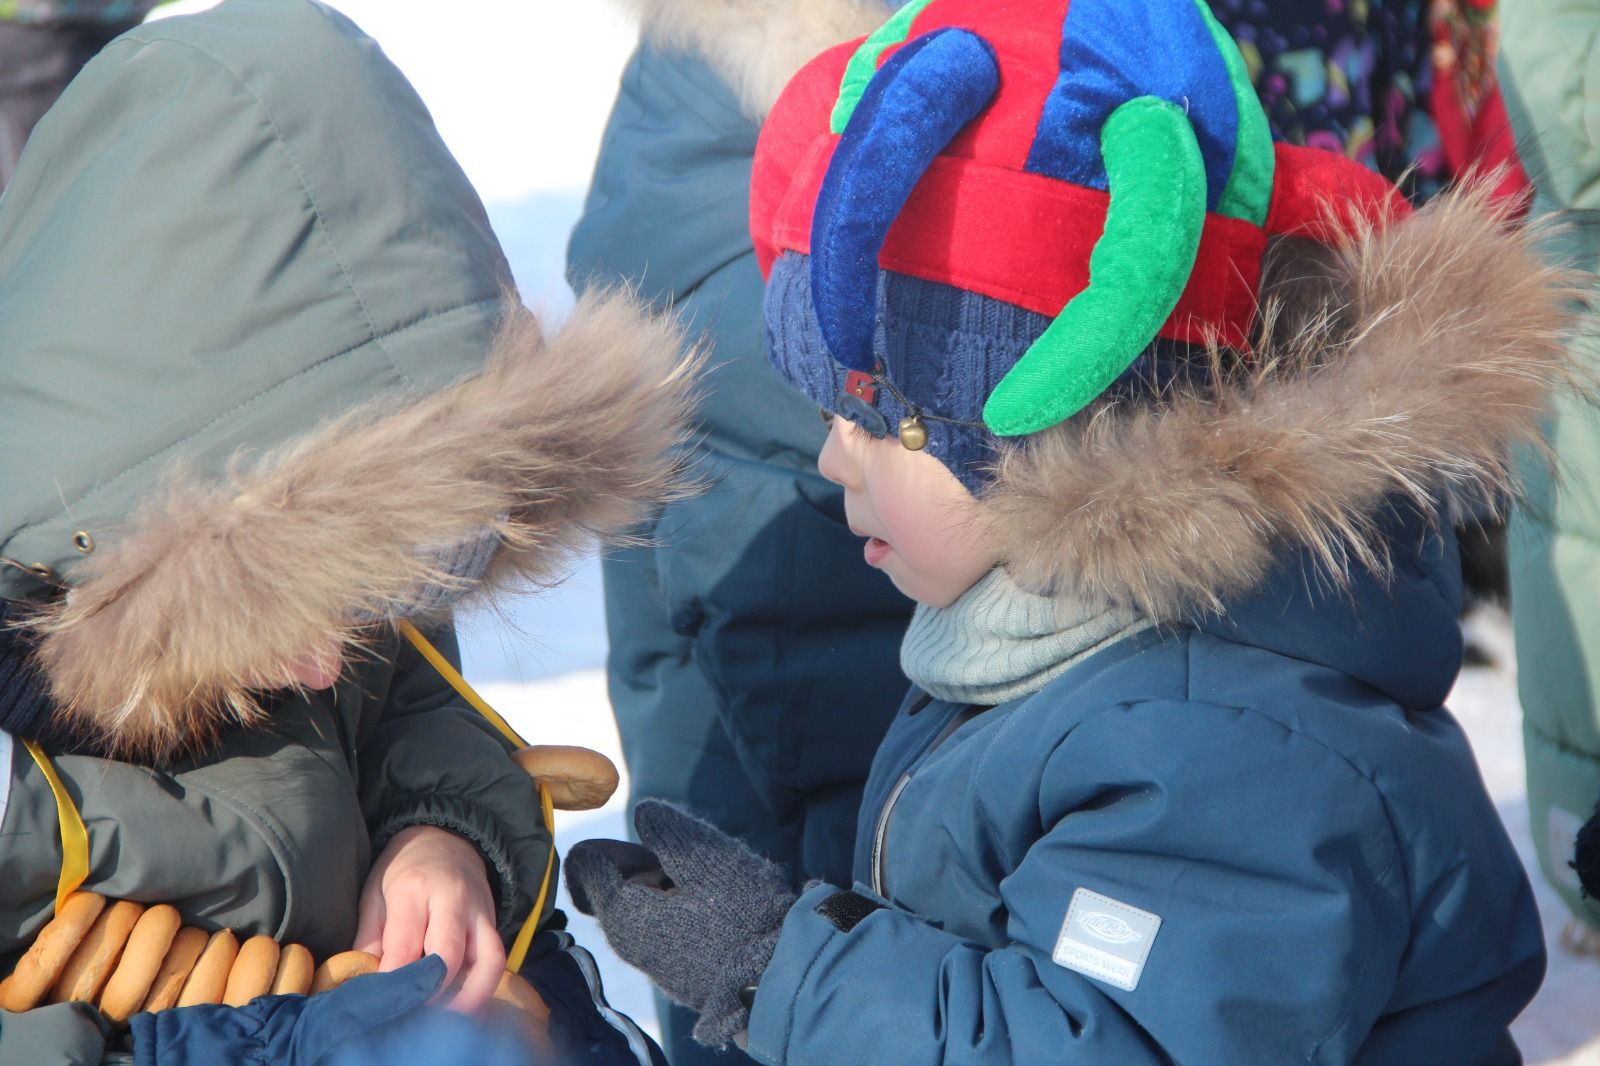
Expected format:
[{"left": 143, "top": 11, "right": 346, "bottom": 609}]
[{"left": 564, "top": 800, "right": 796, "bottom": 1048}]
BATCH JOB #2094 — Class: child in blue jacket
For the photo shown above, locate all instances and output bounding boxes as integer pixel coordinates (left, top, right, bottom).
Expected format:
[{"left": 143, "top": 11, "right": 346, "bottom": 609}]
[{"left": 566, "top": 0, "right": 1573, "bottom": 1062}]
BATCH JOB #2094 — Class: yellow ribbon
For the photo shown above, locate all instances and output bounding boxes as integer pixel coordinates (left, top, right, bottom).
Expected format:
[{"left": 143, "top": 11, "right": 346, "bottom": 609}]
[
  {"left": 24, "top": 620, "right": 555, "bottom": 973},
  {"left": 397, "top": 619, "right": 556, "bottom": 974},
  {"left": 21, "top": 739, "right": 90, "bottom": 916}
]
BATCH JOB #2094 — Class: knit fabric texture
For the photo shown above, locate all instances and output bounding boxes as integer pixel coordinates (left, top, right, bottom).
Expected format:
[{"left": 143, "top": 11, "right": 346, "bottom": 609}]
[
  {"left": 396, "top": 526, "right": 500, "bottom": 618},
  {"left": 352, "top": 526, "right": 500, "bottom": 623},
  {"left": 766, "top": 252, "right": 1198, "bottom": 493},
  {"left": 900, "top": 567, "right": 1151, "bottom": 705},
  {"left": 564, "top": 800, "right": 796, "bottom": 1049}
]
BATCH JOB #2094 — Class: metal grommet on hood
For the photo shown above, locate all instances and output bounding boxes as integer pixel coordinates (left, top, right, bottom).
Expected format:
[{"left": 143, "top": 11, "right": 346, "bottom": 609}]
[
  {"left": 1, "top": 555, "right": 52, "bottom": 579},
  {"left": 72, "top": 531, "right": 95, "bottom": 554}
]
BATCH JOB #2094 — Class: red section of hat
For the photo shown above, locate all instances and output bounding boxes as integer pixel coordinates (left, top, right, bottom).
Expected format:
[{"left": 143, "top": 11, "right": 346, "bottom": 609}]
[
  {"left": 772, "top": 135, "right": 1265, "bottom": 350},
  {"left": 752, "top": 40, "right": 858, "bottom": 278},
  {"left": 870, "top": 0, "right": 1075, "bottom": 171},
  {"left": 1266, "top": 144, "right": 1413, "bottom": 241}
]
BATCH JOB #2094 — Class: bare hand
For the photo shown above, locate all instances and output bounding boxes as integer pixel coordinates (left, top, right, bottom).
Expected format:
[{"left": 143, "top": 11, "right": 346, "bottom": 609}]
[{"left": 352, "top": 825, "right": 505, "bottom": 1013}]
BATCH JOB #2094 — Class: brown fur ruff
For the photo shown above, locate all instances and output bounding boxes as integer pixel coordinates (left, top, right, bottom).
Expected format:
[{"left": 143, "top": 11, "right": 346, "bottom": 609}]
[
  {"left": 622, "top": 0, "right": 889, "bottom": 118},
  {"left": 984, "top": 184, "right": 1588, "bottom": 621},
  {"left": 26, "top": 290, "right": 700, "bottom": 760}
]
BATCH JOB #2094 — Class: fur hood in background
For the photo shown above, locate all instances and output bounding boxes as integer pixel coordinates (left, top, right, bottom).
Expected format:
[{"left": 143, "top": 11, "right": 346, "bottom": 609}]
[
  {"left": 986, "top": 184, "right": 1588, "bottom": 622},
  {"left": 0, "top": 0, "right": 703, "bottom": 761},
  {"left": 621, "top": 0, "right": 890, "bottom": 117},
  {"left": 23, "top": 293, "right": 699, "bottom": 760}
]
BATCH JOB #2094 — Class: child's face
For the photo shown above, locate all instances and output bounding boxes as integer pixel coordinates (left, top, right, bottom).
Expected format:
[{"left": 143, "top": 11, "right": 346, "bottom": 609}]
[{"left": 818, "top": 417, "right": 997, "bottom": 607}]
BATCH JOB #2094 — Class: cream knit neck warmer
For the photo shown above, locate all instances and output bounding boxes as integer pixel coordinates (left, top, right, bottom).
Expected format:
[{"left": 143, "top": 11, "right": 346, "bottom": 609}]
[{"left": 900, "top": 568, "right": 1150, "bottom": 706}]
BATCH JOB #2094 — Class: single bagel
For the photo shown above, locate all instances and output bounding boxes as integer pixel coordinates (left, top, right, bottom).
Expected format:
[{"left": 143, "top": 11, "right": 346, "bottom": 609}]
[
  {"left": 223, "top": 935, "right": 280, "bottom": 1007},
  {"left": 310, "top": 950, "right": 379, "bottom": 994},
  {"left": 50, "top": 899, "right": 144, "bottom": 1005},
  {"left": 0, "top": 892, "right": 107, "bottom": 1012},
  {"left": 140, "top": 926, "right": 210, "bottom": 1013},
  {"left": 490, "top": 972, "right": 553, "bottom": 1057},
  {"left": 493, "top": 971, "right": 551, "bottom": 1021},
  {"left": 270, "top": 944, "right": 314, "bottom": 996},
  {"left": 98, "top": 904, "right": 182, "bottom": 1023},
  {"left": 512, "top": 745, "right": 620, "bottom": 811},
  {"left": 176, "top": 929, "right": 238, "bottom": 1007}
]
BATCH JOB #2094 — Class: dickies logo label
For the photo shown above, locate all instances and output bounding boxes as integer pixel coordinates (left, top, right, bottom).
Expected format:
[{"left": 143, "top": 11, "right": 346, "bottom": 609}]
[
  {"left": 1053, "top": 888, "right": 1162, "bottom": 992},
  {"left": 1079, "top": 911, "right": 1142, "bottom": 945}
]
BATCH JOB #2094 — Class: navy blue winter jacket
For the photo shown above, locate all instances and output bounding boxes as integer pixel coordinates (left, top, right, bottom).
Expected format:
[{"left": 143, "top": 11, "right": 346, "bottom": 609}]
[{"left": 748, "top": 510, "right": 1543, "bottom": 1065}]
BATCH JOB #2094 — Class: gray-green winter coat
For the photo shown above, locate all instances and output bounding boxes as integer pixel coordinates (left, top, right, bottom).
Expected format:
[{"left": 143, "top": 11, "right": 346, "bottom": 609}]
[
  {"left": 1502, "top": 0, "right": 1600, "bottom": 934},
  {"left": 0, "top": 1, "right": 693, "bottom": 1061}
]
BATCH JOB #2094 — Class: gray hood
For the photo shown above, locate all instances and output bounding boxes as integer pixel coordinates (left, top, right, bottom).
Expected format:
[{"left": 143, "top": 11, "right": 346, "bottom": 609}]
[{"left": 0, "top": 0, "right": 696, "bottom": 758}]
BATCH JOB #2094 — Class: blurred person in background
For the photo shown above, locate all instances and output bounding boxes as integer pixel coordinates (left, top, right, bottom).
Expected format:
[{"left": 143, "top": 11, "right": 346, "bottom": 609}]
[
  {"left": 0, "top": 0, "right": 171, "bottom": 188},
  {"left": 567, "top": 4, "right": 910, "bottom": 1061},
  {"left": 1501, "top": 0, "right": 1600, "bottom": 958}
]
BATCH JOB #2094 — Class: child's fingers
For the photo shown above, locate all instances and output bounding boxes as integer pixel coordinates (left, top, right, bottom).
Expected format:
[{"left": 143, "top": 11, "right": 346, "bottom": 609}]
[
  {"left": 446, "top": 918, "right": 504, "bottom": 1015},
  {"left": 377, "top": 893, "right": 428, "bottom": 973},
  {"left": 351, "top": 889, "right": 387, "bottom": 958},
  {"left": 421, "top": 910, "right": 468, "bottom": 993}
]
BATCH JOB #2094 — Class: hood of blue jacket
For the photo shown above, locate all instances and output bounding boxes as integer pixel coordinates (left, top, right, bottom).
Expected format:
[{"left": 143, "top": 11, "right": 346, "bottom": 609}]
[{"left": 1200, "top": 502, "right": 1463, "bottom": 711}]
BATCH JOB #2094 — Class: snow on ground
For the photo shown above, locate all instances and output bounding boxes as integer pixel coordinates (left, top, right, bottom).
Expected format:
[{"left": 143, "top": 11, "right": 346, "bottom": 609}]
[
  {"left": 147, "top": 1, "right": 1600, "bottom": 1058},
  {"left": 1451, "top": 609, "right": 1600, "bottom": 1065}
]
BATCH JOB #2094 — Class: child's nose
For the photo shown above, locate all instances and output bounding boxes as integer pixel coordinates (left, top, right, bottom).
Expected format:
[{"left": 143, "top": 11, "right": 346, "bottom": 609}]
[{"left": 816, "top": 420, "right": 859, "bottom": 490}]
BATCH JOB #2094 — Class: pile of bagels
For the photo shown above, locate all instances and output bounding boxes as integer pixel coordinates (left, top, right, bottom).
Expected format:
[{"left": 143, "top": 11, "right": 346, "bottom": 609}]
[
  {"left": 0, "top": 745, "right": 620, "bottom": 1046},
  {"left": 0, "top": 891, "right": 550, "bottom": 1039}
]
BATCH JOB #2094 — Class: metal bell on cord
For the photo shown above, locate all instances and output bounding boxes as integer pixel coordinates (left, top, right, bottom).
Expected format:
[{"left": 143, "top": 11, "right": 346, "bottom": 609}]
[{"left": 898, "top": 413, "right": 928, "bottom": 451}]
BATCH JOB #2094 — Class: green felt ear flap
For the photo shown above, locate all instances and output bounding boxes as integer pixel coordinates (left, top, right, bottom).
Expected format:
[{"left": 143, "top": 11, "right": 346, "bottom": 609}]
[
  {"left": 832, "top": 0, "right": 939, "bottom": 133},
  {"left": 982, "top": 96, "right": 1206, "bottom": 437},
  {"left": 1191, "top": 0, "right": 1274, "bottom": 225}
]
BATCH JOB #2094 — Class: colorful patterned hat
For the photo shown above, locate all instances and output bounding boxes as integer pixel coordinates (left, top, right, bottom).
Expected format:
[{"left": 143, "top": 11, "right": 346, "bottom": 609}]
[{"left": 753, "top": 0, "right": 1409, "bottom": 483}]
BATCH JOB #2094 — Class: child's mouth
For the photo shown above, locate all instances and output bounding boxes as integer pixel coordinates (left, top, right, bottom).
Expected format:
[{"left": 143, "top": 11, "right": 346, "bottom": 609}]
[{"left": 863, "top": 536, "right": 892, "bottom": 566}]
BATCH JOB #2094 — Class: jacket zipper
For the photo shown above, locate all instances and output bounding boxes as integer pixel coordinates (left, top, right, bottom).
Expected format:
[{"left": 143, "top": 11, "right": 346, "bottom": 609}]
[
  {"left": 871, "top": 772, "right": 912, "bottom": 896},
  {"left": 870, "top": 703, "right": 984, "bottom": 897}
]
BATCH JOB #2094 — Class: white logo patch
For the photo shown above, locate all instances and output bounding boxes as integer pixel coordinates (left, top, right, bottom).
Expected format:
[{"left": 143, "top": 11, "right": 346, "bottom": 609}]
[
  {"left": 1079, "top": 911, "right": 1142, "bottom": 944},
  {"left": 1052, "top": 888, "right": 1161, "bottom": 992}
]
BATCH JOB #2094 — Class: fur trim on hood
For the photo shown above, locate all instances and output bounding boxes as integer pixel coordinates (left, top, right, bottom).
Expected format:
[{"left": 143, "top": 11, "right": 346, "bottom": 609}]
[
  {"left": 621, "top": 0, "right": 889, "bottom": 118},
  {"left": 24, "top": 291, "right": 700, "bottom": 760},
  {"left": 985, "top": 184, "right": 1589, "bottom": 621}
]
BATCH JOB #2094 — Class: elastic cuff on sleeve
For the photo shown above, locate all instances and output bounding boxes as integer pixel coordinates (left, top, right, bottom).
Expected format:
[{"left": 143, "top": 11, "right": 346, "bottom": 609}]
[{"left": 371, "top": 792, "right": 541, "bottom": 938}]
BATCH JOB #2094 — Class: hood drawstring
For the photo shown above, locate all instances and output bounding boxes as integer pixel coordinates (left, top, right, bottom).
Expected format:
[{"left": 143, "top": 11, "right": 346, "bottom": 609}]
[{"left": 396, "top": 620, "right": 555, "bottom": 975}]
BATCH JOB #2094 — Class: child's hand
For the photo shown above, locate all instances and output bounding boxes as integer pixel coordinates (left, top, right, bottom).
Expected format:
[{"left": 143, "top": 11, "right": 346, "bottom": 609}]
[{"left": 352, "top": 825, "right": 505, "bottom": 1014}]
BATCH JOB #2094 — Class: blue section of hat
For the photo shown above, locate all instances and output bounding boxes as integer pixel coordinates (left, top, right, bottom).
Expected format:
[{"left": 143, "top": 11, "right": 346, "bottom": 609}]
[
  {"left": 768, "top": 252, "right": 1034, "bottom": 494},
  {"left": 1026, "top": 0, "right": 1239, "bottom": 211},
  {"left": 811, "top": 27, "right": 1001, "bottom": 371},
  {"left": 766, "top": 252, "right": 1204, "bottom": 494}
]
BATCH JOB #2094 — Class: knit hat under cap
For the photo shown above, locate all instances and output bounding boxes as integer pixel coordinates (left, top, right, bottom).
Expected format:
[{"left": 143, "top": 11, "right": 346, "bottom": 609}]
[{"left": 752, "top": 0, "right": 1409, "bottom": 487}]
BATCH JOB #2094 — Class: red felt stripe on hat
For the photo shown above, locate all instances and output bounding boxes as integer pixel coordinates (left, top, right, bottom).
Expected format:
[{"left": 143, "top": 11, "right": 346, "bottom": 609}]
[
  {"left": 773, "top": 137, "right": 1264, "bottom": 350},
  {"left": 1264, "top": 143, "right": 1412, "bottom": 241},
  {"left": 752, "top": 41, "right": 861, "bottom": 279}
]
